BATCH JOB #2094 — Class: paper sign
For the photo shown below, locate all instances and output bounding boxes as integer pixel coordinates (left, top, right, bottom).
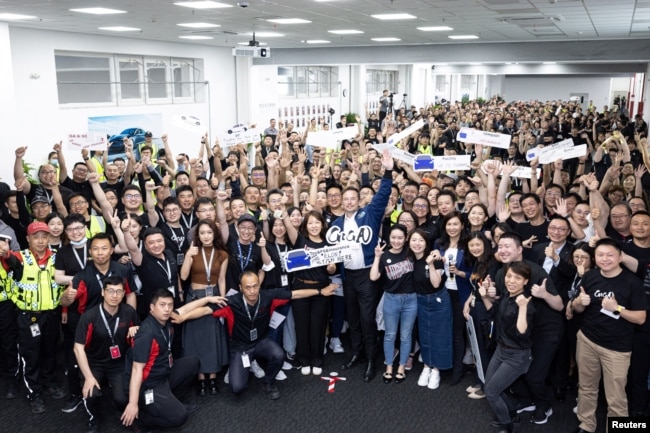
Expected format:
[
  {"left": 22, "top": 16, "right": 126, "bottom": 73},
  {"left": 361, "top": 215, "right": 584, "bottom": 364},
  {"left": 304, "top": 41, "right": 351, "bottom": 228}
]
[
  {"left": 466, "top": 315, "right": 485, "bottom": 384},
  {"left": 218, "top": 126, "right": 262, "bottom": 148},
  {"left": 509, "top": 166, "right": 542, "bottom": 179},
  {"left": 284, "top": 244, "right": 354, "bottom": 273},
  {"left": 306, "top": 126, "right": 359, "bottom": 149},
  {"left": 385, "top": 119, "right": 425, "bottom": 146},
  {"left": 414, "top": 154, "right": 472, "bottom": 172},
  {"left": 525, "top": 137, "right": 574, "bottom": 162},
  {"left": 457, "top": 128, "right": 511, "bottom": 149},
  {"left": 67, "top": 134, "right": 107, "bottom": 151},
  {"left": 538, "top": 144, "right": 587, "bottom": 164},
  {"left": 171, "top": 114, "right": 205, "bottom": 135},
  {"left": 372, "top": 143, "right": 415, "bottom": 165}
]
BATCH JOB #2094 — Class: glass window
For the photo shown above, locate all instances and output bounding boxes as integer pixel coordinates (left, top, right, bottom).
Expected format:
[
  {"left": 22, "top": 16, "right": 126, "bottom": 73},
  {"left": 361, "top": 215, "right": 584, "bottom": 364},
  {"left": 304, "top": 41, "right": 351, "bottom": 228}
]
[
  {"left": 55, "top": 54, "right": 112, "bottom": 104},
  {"left": 172, "top": 58, "right": 193, "bottom": 99},
  {"left": 145, "top": 58, "right": 170, "bottom": 99},
  {"left": 278, "top": 66, "right": 337, "bottom": 99},
  {"left": 118, "top": 58, "right": 143, "bottom": 100}
]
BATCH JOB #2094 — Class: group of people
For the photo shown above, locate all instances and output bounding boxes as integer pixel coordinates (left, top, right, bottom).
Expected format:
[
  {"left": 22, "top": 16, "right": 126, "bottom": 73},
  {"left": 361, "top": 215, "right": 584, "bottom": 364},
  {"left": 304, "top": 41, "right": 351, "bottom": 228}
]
[{"left": 0, "top": 95, "right": 648, "bottom": 433}]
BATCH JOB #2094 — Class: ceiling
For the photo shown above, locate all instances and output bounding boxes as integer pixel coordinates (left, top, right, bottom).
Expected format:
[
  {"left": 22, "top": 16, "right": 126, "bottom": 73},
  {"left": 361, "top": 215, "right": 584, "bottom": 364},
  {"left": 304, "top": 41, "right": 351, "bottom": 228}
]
[{"left": 1, "top": 0, "right": 650, "bottom": 49}]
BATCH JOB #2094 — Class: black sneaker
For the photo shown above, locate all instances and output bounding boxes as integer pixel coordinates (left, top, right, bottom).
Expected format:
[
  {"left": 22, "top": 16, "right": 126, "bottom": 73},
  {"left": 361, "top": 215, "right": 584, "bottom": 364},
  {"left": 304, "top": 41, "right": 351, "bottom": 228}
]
[
  {"left": 5, "top": 380, "right": 17, "bottom": 399},
  {"left": 85, "top": 420, "right": 99, "bottom": 433},
  {"left": 43, "top": 385, "right": 66, "bottom": 400},
  {"left": 515, "top": 401, "right": 536, "bottom": 414},
  {"left": 531, "top": 407, "right": 553, "bottom": 424},
  {"left": 262, "top": 383, "right": 280, "bottom": 400},
  {"left": 282, "top": 353, "right": 301, "bottom": 370},
  {"left": 30, "top": 395, "right": 46, "bottom": 414},
  {"left": 61, "top": 394, "right": 83, "bottom": 413}
]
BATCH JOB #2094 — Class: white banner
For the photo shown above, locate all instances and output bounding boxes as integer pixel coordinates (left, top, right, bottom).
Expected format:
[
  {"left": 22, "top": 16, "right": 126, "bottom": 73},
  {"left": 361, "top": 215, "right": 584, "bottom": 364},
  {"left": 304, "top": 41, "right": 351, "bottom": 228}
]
[
  {"left": 413, "top": 154, "right": 472, "bottom": 172},
  {"left": 539, "top": 144, "right": 587, "bottom": 164},
  {"left": 218, "top": 126, "right": 262, "bottom": 148},
  {"left": 305, "top": 126, "right": 359, "bottom": 149},
  {"left": 284, "top": 244, "right": 354, "bottom": 272},
  {"left": 372, "top": 143, "right": 415, "bottom": 165},
  {"left": 525, "top": 137, "right": 574, "bottom": 162},
  {"left": 171, "top": 114, "right": 205, "bottom": 135},
  {"left": 509, "top": 166, "right": 542, "bottom": 179},
  {"left": 466, "top": 315, "right": 485, "bottom": 384},
  {"left": 385, "top": 119, "right": 425, "bottom": 146},
  {"left": 67, "top": 134, "right": 107, "bottom": 151},
  {"left": 457, "top": 128, "right": 512, "bottom": 149}
]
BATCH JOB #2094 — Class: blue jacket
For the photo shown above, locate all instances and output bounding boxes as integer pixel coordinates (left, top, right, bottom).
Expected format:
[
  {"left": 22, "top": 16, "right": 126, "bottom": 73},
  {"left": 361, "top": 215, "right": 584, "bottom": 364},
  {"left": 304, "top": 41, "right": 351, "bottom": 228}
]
[{"left": 327, "top": 170, "right": 393, "bottom": 268}]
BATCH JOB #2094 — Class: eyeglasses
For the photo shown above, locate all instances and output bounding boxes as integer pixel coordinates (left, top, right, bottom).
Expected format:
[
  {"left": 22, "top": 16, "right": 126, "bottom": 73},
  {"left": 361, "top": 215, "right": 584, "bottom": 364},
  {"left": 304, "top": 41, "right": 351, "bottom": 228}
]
[
  {"left": 197, "top": 207, "right": 215, "bottom": 213},
  {"left": 164, "top": 208, "right": 180, "bottom": 213},
  {"left": 252, "top": 173, "right": 266, "bottom": 178},
  {"left": 548, "top": 226, "right": 568, "bottom": 233},
  {"left": 70, "top": 200, "right": 87, "bottom": 207},
  {"left": 413, "top": 204, "right": 428, "bottom": 209},
  {"left": 105, "top": 289, "right": 125, "bottom": 296},
  {"left": 125, "top": 194, "right": 141, "bottom": 200},
  {"left": 66, "top": 226, "right": 86, "bottom": 233},
  {"left": 327, "top": 194, "right": 341, "bottom": 199},
  {"left": 399, "top": 219, "right": 415, "bottom": 224},
  {"left": 611, "top": 214, "right": 629, "bottom": 219}
]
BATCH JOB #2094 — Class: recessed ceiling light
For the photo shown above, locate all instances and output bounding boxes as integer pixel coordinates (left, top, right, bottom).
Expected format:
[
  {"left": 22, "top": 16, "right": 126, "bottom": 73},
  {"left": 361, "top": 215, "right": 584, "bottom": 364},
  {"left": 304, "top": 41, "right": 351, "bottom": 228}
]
[
  {"left": 98, "top": 26, "right": 141, "bottom": 32},
  {"left": 70, "top": 7, "right": 127, "bottom": 15},
  {"left": 306, "top": 40, "right": 331, "bottom": 44},
  {"left": 449, "top": 35, "right": 479, "bottom": 40},
  {"left": 328, "top": 29, "right": 364, "bottom": 35},
  {"left": 174, "top": 1, "right": 233, "bottom": 9},
  {"left": 468, "top": 62, "right": 482, "bottom": 65},
  {"left": 371, "top": 13, "right": 416, "bottom": 20},
  {"left": 0, "top": 13, "right": 37, "bottom": 20},
  {"left": 177, "top": 22, "right": 221, "bottom": 28},
  {"left": 243, "top": 32, "right": 284, "bottom": 37},
  {"left": 371, "top": 37, "right": 401, "bottom": 42},
  {"left": 267, "top": 18, "right": 312, "bottom": 24},
  {"left": 417, "top": 26, "right": 453, "bottom": 32},
  {"left": 238, "top": 41, "right": 267, "bottom": 45},
  {"left": 179, "top": 35, "right": 214, "bottom": 40},
  {"left": 543, "top": 61, "right": 557, "bottom": 64}
]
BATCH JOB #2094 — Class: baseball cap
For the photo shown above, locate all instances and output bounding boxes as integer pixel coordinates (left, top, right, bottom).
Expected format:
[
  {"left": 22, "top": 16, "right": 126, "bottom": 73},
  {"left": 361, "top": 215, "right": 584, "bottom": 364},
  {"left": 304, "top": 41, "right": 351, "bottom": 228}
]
[
  {"left": 31, "top": 196, "right": 49, "bottom": 206},
  {"left": 440, "top": 173, "right": 459, "bottom": 182},
  {"left": 0, "top": 234, "right": 12, "bottom": 242},
  {"left": 144, "top": 131, "right": 153, "bottom": 137},
  {"left": 237, "top": 214, "right": 257, "bottom": 226},
  {"left": 27, "top": 221, "right": 50, "bottom": 235}
]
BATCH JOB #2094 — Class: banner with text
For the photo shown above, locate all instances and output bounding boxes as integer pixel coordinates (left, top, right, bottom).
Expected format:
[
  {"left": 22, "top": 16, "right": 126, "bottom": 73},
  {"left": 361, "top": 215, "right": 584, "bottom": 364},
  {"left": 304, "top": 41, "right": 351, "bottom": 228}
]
[
  {"left": 284, "top": 244, "right": 354, "bottom": 273},
  {"left": 385, "top": 119, "right": 425, "bottom": 146},
  {"left": 305, "top": 126, "right": 359, "bottom": 149},
  {"left": 457, "top": 128, "right": 511, "bottom": 149},
  {"left": 414, "top": 154, "right": 472, "bottom": 172},
  {"left": 67, "top": 134, "right": 107, "bottom": 151}
]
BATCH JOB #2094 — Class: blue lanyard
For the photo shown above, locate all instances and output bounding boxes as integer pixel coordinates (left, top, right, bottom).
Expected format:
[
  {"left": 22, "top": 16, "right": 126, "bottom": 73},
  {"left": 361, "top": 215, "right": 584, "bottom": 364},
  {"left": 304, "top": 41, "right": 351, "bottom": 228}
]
[{"left": 237, "top": 241, "right": 253, "bottom": 271}]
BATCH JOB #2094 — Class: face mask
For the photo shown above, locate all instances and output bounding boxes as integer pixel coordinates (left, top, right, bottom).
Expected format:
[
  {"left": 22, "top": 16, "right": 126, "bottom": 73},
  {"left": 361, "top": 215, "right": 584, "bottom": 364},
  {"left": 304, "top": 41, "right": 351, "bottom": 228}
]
[
  {"left": 69, "top": 238, "right": 87, "bottom": 247},
  {"left": 49, "top": 160, "right": 59, "bottom": 167}
]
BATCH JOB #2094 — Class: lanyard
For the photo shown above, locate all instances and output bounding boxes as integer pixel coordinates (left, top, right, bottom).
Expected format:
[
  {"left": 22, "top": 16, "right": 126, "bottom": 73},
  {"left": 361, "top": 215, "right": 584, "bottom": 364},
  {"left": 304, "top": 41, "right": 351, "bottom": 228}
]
[
  {"left": 73, "top": 244, "right": 87, "bottom": 269},
  {"left": 95, "top": 270, "right": 113, "bottom": 287},
  {"left": 243, "top": 295, "right": 260, "bottom": 327},
  {"left": 275, "top": 242, "right": 287, "bottom": 272},
  {"left": 201, "top": 247, "right": 215, "bottom": 285},
  {"left": 167, "top": 224, "right": 185, "bottom": 249},
  {"left": 98, "top": 306, "right": 120, "bottom": 346},
  {"left": 159, "top": 324, "right": 172, "bottom": 353},
  {"left": 156, "top": 258, "right": 172, "bottom": 283},
  {"left": 237, "top": 241, "right": 253, "bottom": 271},
  {"left": 180, "top": 212, "right": 194, "bottom": 229}
]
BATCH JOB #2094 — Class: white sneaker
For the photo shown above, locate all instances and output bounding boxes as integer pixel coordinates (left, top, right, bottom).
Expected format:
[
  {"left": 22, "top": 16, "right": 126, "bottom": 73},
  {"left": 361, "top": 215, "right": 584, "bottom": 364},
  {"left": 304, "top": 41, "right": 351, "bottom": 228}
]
[
  {"left": 275, "top": 370, "right": 287, "bottom": 381},
  {"left": 312, "top": 366, "right": 323, "bottom": 376},
  {"left": 250, "top": 360, "right": 265, "bottom": 379},
  {"left": 224, "top": 369, "right": 229, "bottom": 384},
  {"left": 301, "top": 366, "right": 311, "bottom": 376},
  {"left": 282, "top": 361, "right": 293, "bottom": 371},
  {"left": 417, "top": 367, "right": 431, "bottom": 387},
  {"left": 427, "top": 368, "right": 440, "bottom": 390},
  {"left": 329, "top": 337, "right": 344, "bottom": 353}
]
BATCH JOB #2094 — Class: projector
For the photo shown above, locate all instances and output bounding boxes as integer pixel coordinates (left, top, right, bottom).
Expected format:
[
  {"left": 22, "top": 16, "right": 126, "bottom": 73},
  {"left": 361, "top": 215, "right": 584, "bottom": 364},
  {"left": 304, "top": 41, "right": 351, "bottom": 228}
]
[{"left": 232, "top": 46, "right": 271, "bottom": 58}]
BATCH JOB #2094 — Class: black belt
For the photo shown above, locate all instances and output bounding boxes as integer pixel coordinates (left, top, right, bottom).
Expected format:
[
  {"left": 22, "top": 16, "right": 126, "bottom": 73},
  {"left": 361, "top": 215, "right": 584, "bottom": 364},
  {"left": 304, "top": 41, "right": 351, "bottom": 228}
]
[{"left": 346, "top": 268, "right": 370, "bottom": 274}]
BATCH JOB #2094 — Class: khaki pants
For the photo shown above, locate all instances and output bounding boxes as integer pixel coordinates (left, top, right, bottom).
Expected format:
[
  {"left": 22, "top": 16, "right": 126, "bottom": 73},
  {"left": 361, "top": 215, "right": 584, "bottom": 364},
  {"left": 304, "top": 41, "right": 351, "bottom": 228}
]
[{"left": 575, "top": 330, "right": 630, "bottom": 432}]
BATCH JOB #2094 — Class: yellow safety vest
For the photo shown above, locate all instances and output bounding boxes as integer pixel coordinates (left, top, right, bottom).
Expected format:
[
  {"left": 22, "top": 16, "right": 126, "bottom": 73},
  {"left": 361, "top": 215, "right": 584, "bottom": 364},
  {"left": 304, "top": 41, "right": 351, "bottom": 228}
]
[
  {"left": 0, "top": 265, "right": 11, "bottom": 302},
  {"left": 11, "top": 251, "right": 62, "bottom": 311}
]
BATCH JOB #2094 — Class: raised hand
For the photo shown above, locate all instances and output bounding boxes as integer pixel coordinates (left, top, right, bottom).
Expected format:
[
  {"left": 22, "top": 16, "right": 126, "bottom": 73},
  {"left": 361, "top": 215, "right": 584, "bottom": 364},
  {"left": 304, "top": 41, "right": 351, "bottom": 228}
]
[
  {"left": 374, "top": 240, "right": 386, "bottom": 257},
  {"left": 531, "top": 278, "right": 548, "bottom": 299},
  {"left": 516, "top": 294, "right": 531, "bottom": 308},
  {"left": 186, "top": 241, "right": 199, "bottom": 258},
  {"left": 576, "top": 286, "right": 591, "bottom": 307}
]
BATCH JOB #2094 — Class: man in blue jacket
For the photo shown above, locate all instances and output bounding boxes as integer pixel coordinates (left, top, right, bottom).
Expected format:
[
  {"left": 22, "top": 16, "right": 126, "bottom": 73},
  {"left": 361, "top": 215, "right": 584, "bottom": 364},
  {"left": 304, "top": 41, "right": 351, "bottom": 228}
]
[{"left": 327, "top": 149, "right": 394, "bottom": 381}]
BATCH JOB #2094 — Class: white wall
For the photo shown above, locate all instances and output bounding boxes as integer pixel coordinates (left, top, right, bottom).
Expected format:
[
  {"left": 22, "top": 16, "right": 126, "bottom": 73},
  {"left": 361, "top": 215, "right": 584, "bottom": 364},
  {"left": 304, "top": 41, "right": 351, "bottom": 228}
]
[
  {"left": 503, "top": 76, "right": 610, "bottom": 106},
  {"left": 3, "top": 27, "right": 237, "bottom": 181}
]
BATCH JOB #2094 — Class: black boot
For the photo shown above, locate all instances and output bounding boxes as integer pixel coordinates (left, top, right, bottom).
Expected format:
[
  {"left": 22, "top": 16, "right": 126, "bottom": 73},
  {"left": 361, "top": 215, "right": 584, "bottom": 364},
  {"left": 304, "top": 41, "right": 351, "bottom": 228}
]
[
  {"left": 208, "top": 378, "right": 218, "bottom": 395},
  {"left": 198, "top": 379, "right": 207, "bottom": 397}
]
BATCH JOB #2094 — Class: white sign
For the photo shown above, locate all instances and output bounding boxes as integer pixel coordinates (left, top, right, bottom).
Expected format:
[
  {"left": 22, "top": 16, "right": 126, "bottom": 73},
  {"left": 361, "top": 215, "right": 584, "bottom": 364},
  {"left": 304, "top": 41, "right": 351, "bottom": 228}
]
[
  {"left": 385, "top": 119, "right": 425, "bottom": 146},
  {"left": 67, "top": 134, "right": 106, "bottom": 151},
  {"left": 466, "top": 315, "right": 485, "bottom": 384},
  {"left": 305, "top": 126, "right": 359, "bottom": 149},
  {"left": 509, "top": 166, "right": 542, "bottom": 179},
  {"left": 413, "top": 154, "right": 472, "bottom": 172},
  {"left": 171, "top": 114, "right": 205, "bottom": 135},
  {"left": 457, "top": 128, "right": 511, "bottom": 149},
  {"left": 372, "top": 143, "right": 415, "bottom": 165},
  {"left": 539, "top": 144, "right": 587, "bottom": 164},
  {"left": 284, "top": 244, "right": 354, "bottom": 273},
  {"left": 525, "top": 137, "right": 574, "bottom": 162},
  {"left": 218, "top": 126, "right": 262, "bottom": 148}
]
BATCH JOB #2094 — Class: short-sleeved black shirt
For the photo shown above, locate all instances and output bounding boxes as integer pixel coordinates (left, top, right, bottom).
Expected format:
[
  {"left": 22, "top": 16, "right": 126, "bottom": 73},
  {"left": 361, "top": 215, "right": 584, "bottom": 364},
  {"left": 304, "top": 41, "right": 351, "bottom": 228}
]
[
  {"left": 72, "top": 260, "right": 135, "bottom": 315},
  {"left": 136, "top": 249, "right": 180, "bottom": 308},
  {"left": 124, "top": 314, "right": 174, "bottom": 388},
  {"left": 377, "top": 249, "right": 414, "bottom": 294}
]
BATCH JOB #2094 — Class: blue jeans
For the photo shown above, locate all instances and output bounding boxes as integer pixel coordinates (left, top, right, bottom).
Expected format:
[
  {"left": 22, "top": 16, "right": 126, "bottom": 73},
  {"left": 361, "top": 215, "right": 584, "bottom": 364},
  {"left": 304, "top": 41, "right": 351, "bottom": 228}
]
[{"left": 382, "top": 292, "right": 417, "bottom": 367}]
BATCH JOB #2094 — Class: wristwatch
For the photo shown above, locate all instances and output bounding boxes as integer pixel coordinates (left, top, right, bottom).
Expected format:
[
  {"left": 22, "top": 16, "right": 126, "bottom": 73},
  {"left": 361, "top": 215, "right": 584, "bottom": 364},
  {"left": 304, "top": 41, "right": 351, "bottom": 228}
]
[{"left": 613, "top": 305, "right": 625, "bottom": 315}]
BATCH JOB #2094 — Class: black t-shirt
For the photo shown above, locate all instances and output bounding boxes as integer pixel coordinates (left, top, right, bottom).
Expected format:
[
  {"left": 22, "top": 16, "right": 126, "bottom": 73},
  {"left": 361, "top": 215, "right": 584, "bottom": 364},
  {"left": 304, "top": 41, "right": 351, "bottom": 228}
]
[
  {"left": 61, "top": 178, "right": 95, "bottom": 205},
  {"left": 412, "top": 257, "right": 446, "bottom": 295},
  {"left": 124, "top": 315, "right": 174, "bottom": 388},
  {"left": 211, "top": 289, "right": 292, "bottom": 352},
  {"left": 72, "top": 260, "right": 135, "bottom": 315},
  {"left": 226, "top": 237, "right": 263, "bottom": 292},
  {"left": 493, "top": 293, "right": 536, "bottom": 349},
  {"left": 292, "top": 236, "right": 330, "bottom": 289},
  {"left": 513, "top": 220, "right": 549, "bottom": 260},
  {"left": 75, "top": 303, "right": 140, "bottom": 365},
  {"left": 55, "top": 243, "right": 91, "bottom": 321},
  {"left": 263, "top": 241, "right": 291, "bottom": 290},
  {"left": 632, "top": 258, "right": 650, "bottom": 334},
  {"left": 579, "top": 268, "right": 646, "bottom": 352},
  {"left": 136, "top": 249, "right": 180, "bottom": 309},
  {"left": 377, "top": 249, "right": 414, "bottom": 294},
  {"left": 157, "top": 222, "right": 190, "bottom": 258}
]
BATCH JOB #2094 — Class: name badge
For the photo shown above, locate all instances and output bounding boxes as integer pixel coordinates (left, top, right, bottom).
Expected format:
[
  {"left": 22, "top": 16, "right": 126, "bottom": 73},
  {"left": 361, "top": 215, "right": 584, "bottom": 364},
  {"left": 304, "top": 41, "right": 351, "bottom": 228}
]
[
  {"left": 169, "top": 354, "right": 174, "bottom": 368},
  {"left": 30, "top": 323, "right": 41, "bottom": 338},
  {"left": 177, "top": 253, "right": 185, "bottom": 266},
  {"left": 144, "top": 389, "right": 154, "bottom": 405},
  {"left": 241, "top": 353, "right": 250, "bottom": 368},
  {"left": 110, "top": 345, "right": 121, "bottom": 359},
  {"left": 280, "top": 274, "right": 289, "bottom": 287},
  {"left": 205, "top": 286, "right": 214, "bottom": 297},
  {"left": 250, "top": 328, "right": 258, "bottom": 341}
]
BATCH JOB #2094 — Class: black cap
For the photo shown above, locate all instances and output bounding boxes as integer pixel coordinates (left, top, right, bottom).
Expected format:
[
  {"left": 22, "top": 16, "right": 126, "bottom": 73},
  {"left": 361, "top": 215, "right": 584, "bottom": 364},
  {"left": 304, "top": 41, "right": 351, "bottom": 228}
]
[
  {"left": 144, "top": 131, "right": 153, "bottom": 137},
  {"left": 30, "top": 196, "right": 49, "bottom": 206},
  {"left": 237, "top": 214, "right": 257, "bottom": 226}
]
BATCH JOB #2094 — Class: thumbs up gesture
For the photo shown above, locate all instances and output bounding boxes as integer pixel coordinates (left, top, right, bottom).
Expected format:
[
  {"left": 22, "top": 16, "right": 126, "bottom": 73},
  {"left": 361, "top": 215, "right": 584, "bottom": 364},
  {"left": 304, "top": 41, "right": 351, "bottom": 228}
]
[
  {"left": 531, "top": 278, "right": 548, "bottom": 299},
  {"left": 516, "top": 294, "right": 531, "bottom": 308},
  {"left": 601, "top": 293, "right": 618, "bottom": 312},
  {"left": 187, "top": 241, "right": 199, "bottom": 258},
  {"left": 257, "top": 233, "right": 266, "bottom": 248},
  {"left": 577, "top": 286, "right": 591, "bottom": 307}
]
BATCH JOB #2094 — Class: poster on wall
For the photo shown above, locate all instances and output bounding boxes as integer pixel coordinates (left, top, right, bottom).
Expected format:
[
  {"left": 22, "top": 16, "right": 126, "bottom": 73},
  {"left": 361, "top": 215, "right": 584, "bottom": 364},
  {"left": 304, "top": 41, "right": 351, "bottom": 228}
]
[{"left": 88, "top": 113, "right": 163, "bottom": 161}]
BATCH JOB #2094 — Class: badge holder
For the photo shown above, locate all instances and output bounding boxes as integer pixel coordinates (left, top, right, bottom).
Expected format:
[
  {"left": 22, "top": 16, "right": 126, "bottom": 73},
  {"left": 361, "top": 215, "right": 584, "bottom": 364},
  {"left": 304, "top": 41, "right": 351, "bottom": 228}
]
[
  {"left": 249, "top": 328, "right": 258, "bottom": 341},
  {"left": 205, "top": 286, "right": 214, "bottom": 297},
  {"left": 30, "top": 323, "right": 41, "bottom": 338},
  {"left": 110, "top": 345, "right": 121, "bottom": 359},
  {"left": 144, "top": 389, "right": 154, "bottom": 405},
  {"left": 177, "top": 253, "right": 185, "bottom": 266}
]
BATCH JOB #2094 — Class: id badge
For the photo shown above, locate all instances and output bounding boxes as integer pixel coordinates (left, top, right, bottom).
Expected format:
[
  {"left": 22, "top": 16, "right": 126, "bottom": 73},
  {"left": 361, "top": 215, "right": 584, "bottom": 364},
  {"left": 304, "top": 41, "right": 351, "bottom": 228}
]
[
  {"left": 250, "top": 328, "right": 258, "bottom": 341},
  {"left": 280, "top": 274, "right": 289, "bottom": 287},
  {"left": 144, "top": 389, "right": 154, "bottom": 405},
  {"left": 109, "top": 345, "right": 121, "bottom": 359},
  {"left": 205, "top": 286, "right": 214, "bottom": 297},
  {"left": 176, "top": 253, "right": 185, "bottom": 266},
  {"left": 168, "top": 354, "right": 174, "bottom": 368},
  {"left": 30, "top": 323, "right": 41, "bottom": 338},
  {"left": 242, "top": 353, "right": 250, "bottom": 368}
]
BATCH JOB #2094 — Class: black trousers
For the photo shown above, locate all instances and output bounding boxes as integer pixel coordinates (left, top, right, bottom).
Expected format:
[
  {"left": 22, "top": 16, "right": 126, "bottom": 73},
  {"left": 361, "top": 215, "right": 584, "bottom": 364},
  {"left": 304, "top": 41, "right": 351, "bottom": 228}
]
[
  {"left": 511, "top": 335, "right": 560, "bottom": 410},
  {"left": 82, "top": 362, "right": 127, "bottom": 423},
  {"left": 137, "top": 356, "right": 199, "bottom": 429},
  {"left": 62, "top": 317, "right": 82, "bottom": 397},
  {"left": 627, "top": 329, "right": 650, "bottom": 414},
  {"left": 293, "top": 295, "right": 331, "bottom": 368},
  {"left": 0, "top": 301, "right": 18, "bottom": 381},
  {"left": 229, "top": 338, "right": 284, "bottom": 394},
  {"left": 343, "top": 268, "right": 379, "bottom": 360},
  {"left": 449, "top": 290, "right": 466, "bottom": 377},
  {"left": 550, "top": 318, "right": 571, "bottom": 389},
  {"left": 16, "top": 308, "right": 60, "bottom": 398}
]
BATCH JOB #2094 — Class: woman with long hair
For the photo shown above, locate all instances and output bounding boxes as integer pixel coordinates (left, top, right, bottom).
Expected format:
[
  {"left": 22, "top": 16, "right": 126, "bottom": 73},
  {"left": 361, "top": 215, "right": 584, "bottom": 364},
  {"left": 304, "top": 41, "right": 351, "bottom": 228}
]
[
  {"left": 45, "top": 212, "right": 65, "bottom": 252},
  {"left": 180, "top": 219, "right": 229, "bottom": 396},
  {"left": 370, "top": 224, "right": 416, "bottom": 384}
]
